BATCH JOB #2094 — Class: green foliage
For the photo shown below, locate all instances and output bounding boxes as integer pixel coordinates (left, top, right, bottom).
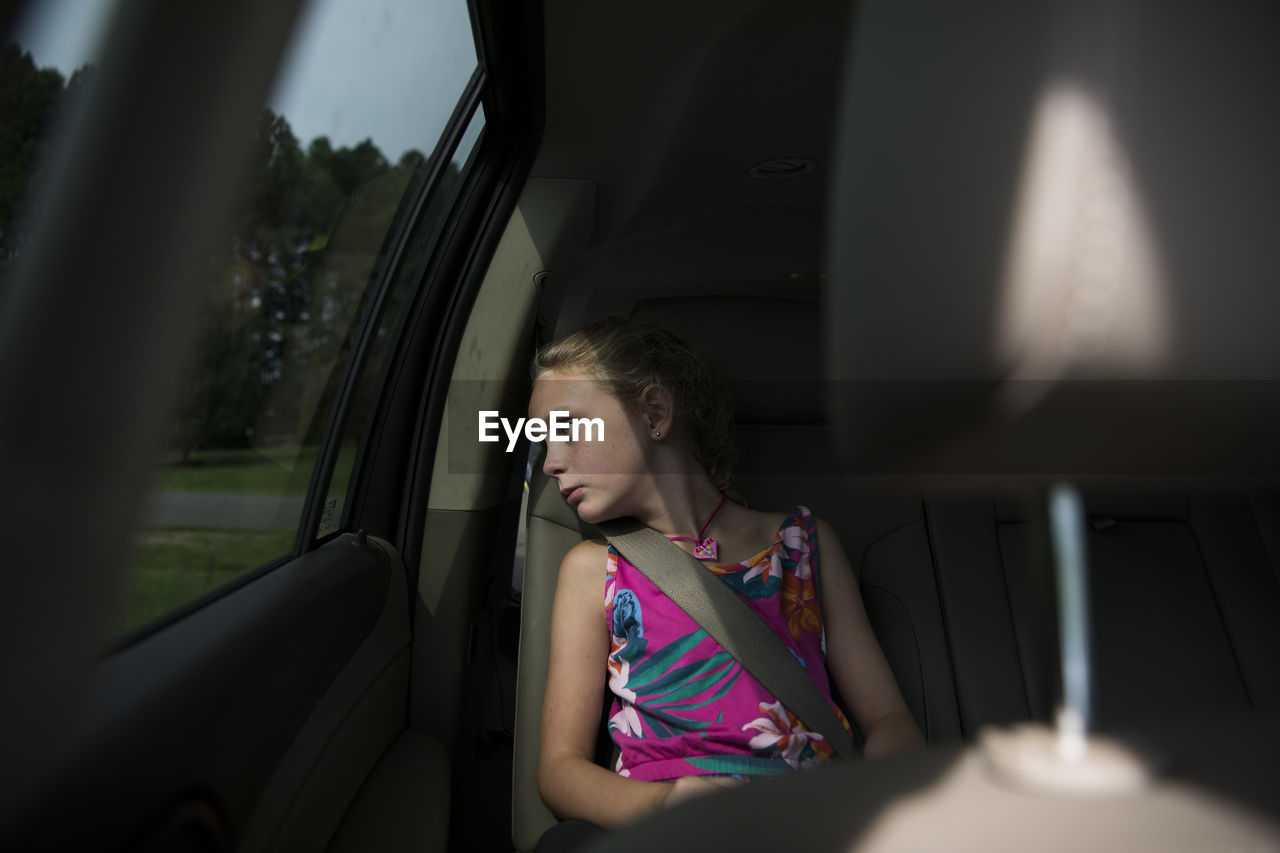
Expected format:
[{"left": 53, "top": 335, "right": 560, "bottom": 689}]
[
  {"left": 169, "top": 109, "right": 428, "bottom": 457},
  {"left": 1, "top": 39, "right": 457, "bottom": 467},
  {"left": 0, "top": 43, "right": 66, "bottom": 276},
  {"left": 123, "top": 527, "right": 297, "bottom": 632},
  {"left": 153, "top": 445, "right": 355, "bottom": 495}
]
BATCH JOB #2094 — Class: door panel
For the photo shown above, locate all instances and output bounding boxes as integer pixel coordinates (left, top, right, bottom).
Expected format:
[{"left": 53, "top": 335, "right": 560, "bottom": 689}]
[{"left": 7, "top": 533, "right": 413, "bottom": 851}]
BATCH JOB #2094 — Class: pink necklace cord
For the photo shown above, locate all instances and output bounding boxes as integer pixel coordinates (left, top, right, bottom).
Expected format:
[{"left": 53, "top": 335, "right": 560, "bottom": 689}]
[{"left": 668, "top": 492, "right": 726, "bottom": 560}]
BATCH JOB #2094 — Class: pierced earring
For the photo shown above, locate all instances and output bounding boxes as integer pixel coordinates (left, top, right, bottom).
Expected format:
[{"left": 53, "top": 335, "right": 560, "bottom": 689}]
[{"left": 654, "top": 431, "right": 661, "bottom": 438}]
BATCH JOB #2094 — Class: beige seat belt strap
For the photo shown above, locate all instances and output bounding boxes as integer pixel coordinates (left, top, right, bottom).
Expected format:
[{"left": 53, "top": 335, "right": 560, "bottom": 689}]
[{"left": 597, "top": 516, "right": 859, "bottom": 761}]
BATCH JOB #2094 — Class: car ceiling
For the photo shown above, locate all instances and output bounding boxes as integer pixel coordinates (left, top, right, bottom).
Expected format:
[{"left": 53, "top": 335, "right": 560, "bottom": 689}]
[{"left": 530, "top": 0, "right": 853, "bottom": 313}]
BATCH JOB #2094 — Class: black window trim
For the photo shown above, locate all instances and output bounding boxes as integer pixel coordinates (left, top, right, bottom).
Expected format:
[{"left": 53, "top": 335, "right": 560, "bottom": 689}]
[{"left": 344, "top": 0, "right": 546, "bottom": 586}]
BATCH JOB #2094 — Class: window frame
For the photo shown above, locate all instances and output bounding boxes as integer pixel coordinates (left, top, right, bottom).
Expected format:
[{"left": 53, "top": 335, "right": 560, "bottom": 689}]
[
  {"left": 297, "top": 67, "right": 488, "bottom": 551},
  {"left": 298, "top": 0, "right": 546, "bottom": 585}
]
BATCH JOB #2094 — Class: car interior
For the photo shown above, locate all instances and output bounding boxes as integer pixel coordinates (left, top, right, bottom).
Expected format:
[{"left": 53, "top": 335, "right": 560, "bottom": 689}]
[{"left": 1, "top": 0, "right": 1277, "bottom": 851}]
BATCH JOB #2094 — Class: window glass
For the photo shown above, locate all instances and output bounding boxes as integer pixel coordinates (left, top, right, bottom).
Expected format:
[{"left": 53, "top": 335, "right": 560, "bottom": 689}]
[
  {"left": 318, "top": 103, "right": 486, "bottom": 538},
  {"left": 0, "top": 0, "right": 481, "bottom": 632}
]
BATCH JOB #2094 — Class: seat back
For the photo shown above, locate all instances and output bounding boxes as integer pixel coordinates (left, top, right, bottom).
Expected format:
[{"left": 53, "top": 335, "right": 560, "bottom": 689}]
[{"left": 512, "top": 467, "right": 593, "bottom": 851}]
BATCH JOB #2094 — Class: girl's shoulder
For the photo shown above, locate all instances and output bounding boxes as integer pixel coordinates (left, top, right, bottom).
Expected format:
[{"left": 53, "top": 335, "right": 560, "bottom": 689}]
[
  {"left": 739, "top": 504, "right": 815, "bottom": 536},
  {"left": 560, "top": 537, "right": 610, "bottom": 580},
  {"left": 716, "top": 504, "right": 814, "bottom": 563}
]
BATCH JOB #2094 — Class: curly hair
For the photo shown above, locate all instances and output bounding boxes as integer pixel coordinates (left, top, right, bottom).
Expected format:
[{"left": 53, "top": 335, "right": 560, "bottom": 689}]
[{"left": 531, "top": 317, "right": 736, "bottom": 491}]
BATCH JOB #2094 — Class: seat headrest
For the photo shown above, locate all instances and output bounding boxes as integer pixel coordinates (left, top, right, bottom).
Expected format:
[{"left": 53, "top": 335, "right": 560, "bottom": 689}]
[{"left": 826, "top": 0, "right": 1280, "bottom": 484}]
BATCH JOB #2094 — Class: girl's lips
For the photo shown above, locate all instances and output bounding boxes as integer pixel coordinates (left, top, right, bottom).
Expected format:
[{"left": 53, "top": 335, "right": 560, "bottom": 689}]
[{"left": 564, "top": 486, "right": 584, "bottom": 506}]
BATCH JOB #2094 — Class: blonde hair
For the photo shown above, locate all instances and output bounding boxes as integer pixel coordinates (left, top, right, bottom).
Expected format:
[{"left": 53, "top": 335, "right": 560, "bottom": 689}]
[{"left": 532, "top": 318, "right": 736, "bottom": 490}]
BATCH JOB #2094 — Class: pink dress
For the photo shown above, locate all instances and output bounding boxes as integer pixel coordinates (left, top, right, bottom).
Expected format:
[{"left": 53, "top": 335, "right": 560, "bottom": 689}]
[{"left": 603, "top": 506, "right": 853, "bottom": 781}]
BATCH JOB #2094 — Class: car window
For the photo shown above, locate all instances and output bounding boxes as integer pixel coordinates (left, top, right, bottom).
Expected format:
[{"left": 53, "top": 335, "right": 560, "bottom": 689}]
[
  {"left": 316, "top": 103, "right": 486, "bottom": 539},
  {"left": 1, "top": 0, "right": 482, "bottom": 633}
]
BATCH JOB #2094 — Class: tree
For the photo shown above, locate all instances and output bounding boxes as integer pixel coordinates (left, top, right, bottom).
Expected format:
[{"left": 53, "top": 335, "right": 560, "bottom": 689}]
[
  {"left": 172, "top": 115, "right": 424, "bottom": 458},
  {"left": 0, "top": 47, "right": 433, "bottom": 461},
  {"left": 0, "top": 43, "right": 71, "bottom": 283}
]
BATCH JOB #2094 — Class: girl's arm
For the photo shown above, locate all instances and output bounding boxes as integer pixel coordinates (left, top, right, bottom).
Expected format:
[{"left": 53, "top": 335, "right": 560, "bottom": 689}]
[
  {"left": 538, "top": 540, "right": 695, "bottom": 828},
  {"left": 815, "top": 518, "right": 926, "bottom": 756}
]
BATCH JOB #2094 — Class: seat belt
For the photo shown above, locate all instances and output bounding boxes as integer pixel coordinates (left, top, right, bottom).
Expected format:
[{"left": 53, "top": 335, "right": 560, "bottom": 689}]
[{"left": 596, "top": 516, "right": 859, "bottom": 761}]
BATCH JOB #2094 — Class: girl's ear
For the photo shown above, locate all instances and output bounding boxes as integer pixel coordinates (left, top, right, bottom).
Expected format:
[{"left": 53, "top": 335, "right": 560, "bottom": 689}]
[{"left": 640, "top": 383, "right": 674, "bottom": 437}]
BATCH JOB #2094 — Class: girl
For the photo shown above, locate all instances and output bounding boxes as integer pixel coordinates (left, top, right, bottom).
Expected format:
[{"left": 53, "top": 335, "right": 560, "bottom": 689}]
[{"left": 530, "top": 318, "right": 922, "bottom": 836}]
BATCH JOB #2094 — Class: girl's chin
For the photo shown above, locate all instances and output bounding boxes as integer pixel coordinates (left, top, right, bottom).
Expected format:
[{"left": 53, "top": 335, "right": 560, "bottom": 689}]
[{"left": 574, "top": 500, "right": 620, "bottom": 526}]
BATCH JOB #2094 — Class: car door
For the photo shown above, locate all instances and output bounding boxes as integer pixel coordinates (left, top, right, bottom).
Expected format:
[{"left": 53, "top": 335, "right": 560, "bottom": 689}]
[{"left": 0, "top": 0, "right": 540, "bottom": 849}]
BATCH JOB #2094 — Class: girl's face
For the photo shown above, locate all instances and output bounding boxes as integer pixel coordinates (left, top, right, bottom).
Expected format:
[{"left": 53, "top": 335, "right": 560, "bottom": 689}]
[{"left": 528, "top": 367, "right": 655, "bottom": 524}]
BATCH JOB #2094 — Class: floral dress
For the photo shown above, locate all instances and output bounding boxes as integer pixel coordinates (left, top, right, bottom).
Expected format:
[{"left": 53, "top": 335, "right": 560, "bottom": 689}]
[{"left": 603, "top": 505, "right": 853, "bottom": 781}]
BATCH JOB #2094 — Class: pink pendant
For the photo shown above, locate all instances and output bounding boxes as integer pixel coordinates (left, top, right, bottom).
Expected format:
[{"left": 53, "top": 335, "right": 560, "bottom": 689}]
[{"left": 693, "top": 537, "right": 718, "bottom": 560}]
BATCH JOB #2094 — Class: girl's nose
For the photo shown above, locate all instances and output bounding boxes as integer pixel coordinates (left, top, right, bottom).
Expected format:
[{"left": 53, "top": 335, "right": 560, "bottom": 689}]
[{"left": 542, "top": 442, "right": 566, "bottom": 476}]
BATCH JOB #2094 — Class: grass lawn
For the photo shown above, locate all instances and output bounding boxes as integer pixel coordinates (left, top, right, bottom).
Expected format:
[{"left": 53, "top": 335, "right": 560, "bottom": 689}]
[
  {"left": 154, "top": 445, "right": 355, "bottom": 494},
  {"left": 123, "top": 444, "right": 360, "bottom": 632},
  {"left": 122, "top": 527, "right": 296, "bottom": 632}
]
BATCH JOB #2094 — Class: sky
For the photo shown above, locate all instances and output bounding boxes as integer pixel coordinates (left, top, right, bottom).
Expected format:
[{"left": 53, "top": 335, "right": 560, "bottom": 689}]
[{"left": 11, "top": 0, "right": 477, "bottom": 162}]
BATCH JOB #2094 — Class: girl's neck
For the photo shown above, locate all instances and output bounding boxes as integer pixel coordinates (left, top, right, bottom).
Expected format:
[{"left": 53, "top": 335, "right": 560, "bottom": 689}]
[{"left": 640, "top": 476, "right": 725, "bottom": 541}]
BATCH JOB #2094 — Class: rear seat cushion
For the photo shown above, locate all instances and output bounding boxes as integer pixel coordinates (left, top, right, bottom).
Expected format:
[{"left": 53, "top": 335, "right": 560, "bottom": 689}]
[
  {"left": 859, "top": 513, "right": 963, "bottom": 743},
  {"left": 990, "top": 492, "right": 1280, "bottom": 729},
  {"left": 1185, "top": 498, "right": 1280, "bottom": 712}
]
